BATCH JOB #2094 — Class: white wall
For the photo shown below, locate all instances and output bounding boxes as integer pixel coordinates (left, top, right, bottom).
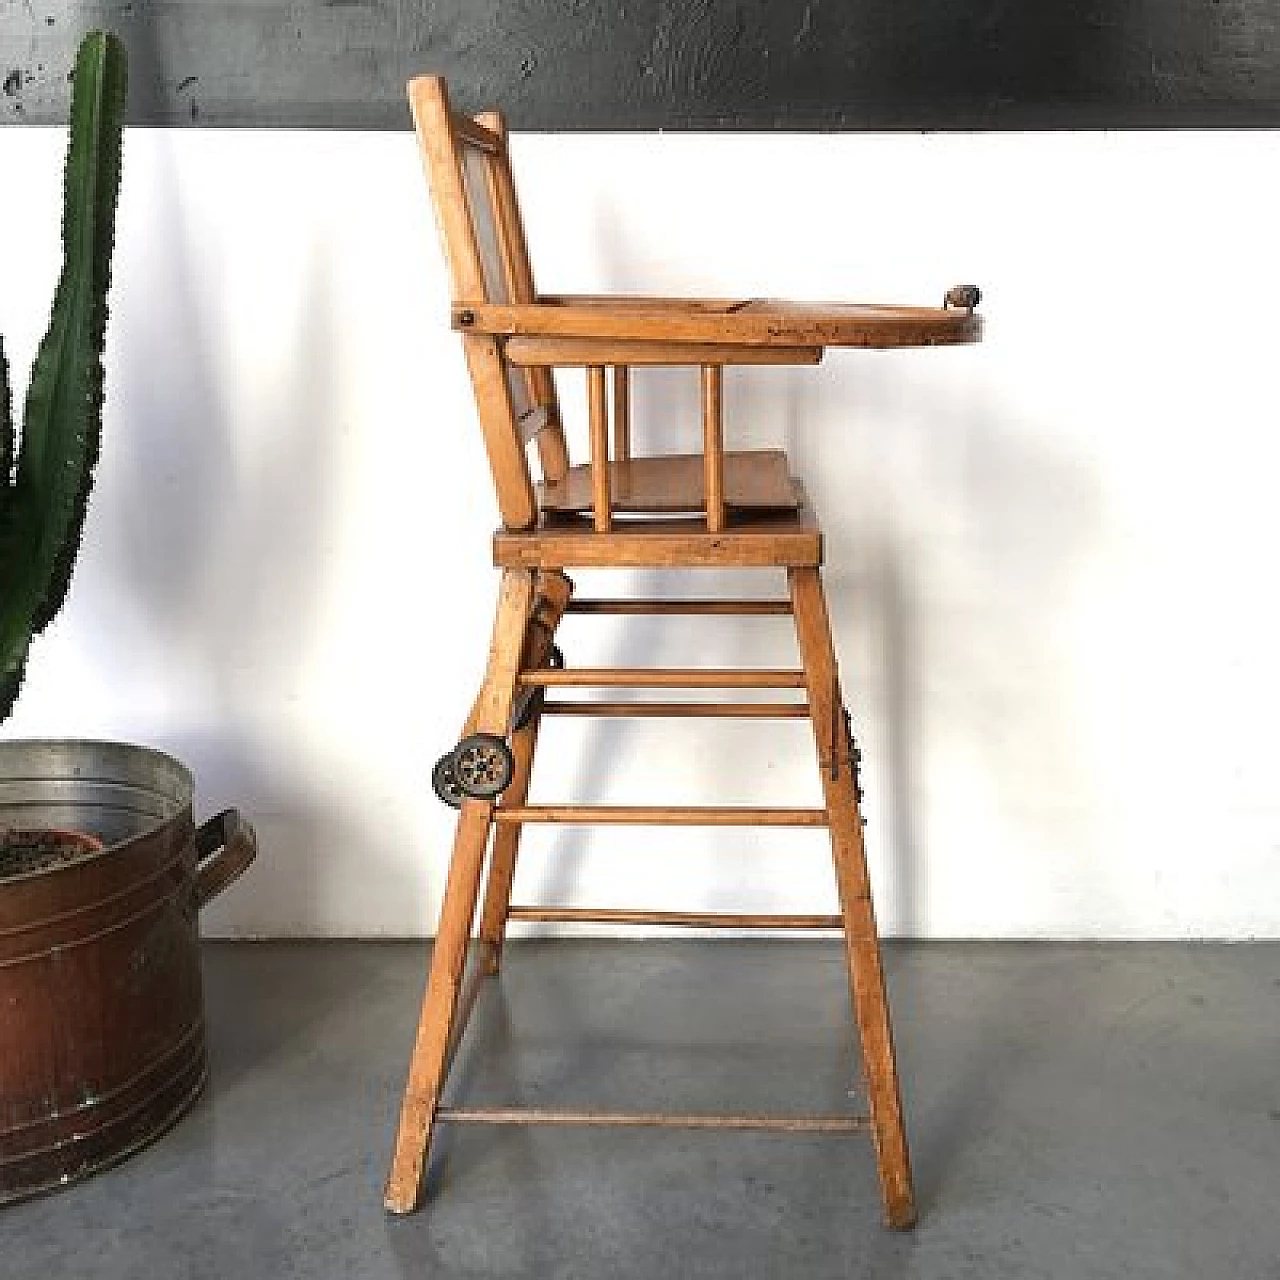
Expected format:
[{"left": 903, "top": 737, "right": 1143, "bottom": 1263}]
[{"left": 1, "top": 126, "right": 1277, "bottom": 940}]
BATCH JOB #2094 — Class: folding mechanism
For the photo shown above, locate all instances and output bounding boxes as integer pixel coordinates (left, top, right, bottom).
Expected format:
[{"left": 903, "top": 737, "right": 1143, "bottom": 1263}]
[{"left": 385, "top": 74, "right": 982, "bottom": 1231}]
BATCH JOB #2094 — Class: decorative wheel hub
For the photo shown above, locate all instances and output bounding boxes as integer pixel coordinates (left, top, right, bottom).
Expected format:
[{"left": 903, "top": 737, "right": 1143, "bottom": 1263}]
[
  {"left": 455, "top": 742, "right": 507, "bottom": 790},
  {"left": 432, "top": 732, "right": 515, "bottom": 803}
]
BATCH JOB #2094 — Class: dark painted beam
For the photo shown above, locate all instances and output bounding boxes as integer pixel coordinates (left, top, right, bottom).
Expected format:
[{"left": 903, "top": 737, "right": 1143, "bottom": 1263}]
[{"left": 4, "top": 1, "right": 1280, "bottom": 129}]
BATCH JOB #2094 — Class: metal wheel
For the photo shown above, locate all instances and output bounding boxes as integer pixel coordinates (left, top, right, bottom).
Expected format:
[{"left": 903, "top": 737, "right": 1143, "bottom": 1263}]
[
  {"left": 452, "top": 733, "right": 515, "bottom": 800},
  {"left": 431, "top": 752, "right": 464, "bottom": 809}
]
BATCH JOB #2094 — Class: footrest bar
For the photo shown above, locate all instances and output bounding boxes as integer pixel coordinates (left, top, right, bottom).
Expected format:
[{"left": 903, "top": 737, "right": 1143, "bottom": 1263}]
[
  {"left": 493, "top": 806, "right": 828, "bottom": 827},
  {"left": 438, "top": 1106, "right": 871, "bottom": 1133},
  {"left": 565, "top": 599, "right": 793, "bottom": 617},
  {"left": 541, "top": 700, "right": 810, "bottom": 719},
  {"left": 507, "top": 907, "right": 842, "bottom": 929},
  {"left": 522, "top": 668, "right": 807, "bottom": 689}
]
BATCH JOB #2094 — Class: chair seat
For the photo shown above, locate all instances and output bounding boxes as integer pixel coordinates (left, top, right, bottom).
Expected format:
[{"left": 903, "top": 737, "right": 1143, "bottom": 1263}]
[
  {"left": 538, "top": 449, "right": 802, "bottom": 516},
  {"left": 494, "top": 490, "right": 823, "bottom": 569}
]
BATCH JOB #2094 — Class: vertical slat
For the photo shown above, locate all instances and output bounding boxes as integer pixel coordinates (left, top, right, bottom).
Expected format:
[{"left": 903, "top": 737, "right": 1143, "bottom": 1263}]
[
  {"left": 702, "top": 365, "right": 725, "bottom": 532},
  {"left": 407, "top": 77, "right": 537, "bottom": 530},
  {"left": 475, "top": 109, "right": 570, "bottom": 485},
  {"left": 587, "top": 365, "right": 611, "bottom": 532},
  {"left": 407, "top": 77, "right": 485, "bottom": 302},
  {"left": 459, "top": 335, "right": 539, "bottom": 530},
  {"left": 612, "top": 365, "right": 631, "bottom": 464}
]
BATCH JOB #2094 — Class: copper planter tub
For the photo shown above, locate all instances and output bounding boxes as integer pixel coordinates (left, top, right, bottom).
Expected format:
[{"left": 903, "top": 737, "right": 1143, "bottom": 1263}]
[{"left": 0, "top": 740, "right": 256, "bottom": 1205}]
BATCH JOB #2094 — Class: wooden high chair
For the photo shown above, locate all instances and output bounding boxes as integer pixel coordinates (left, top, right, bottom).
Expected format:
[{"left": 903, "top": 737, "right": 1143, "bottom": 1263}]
[{"left": 386, "top": 75, "right": 982, "bottom": 1229}]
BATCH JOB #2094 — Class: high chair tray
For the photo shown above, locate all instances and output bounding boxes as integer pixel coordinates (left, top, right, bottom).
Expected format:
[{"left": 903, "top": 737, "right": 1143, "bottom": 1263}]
[{"left": 455, "top": 294, "right": 983, "bottom": 350}]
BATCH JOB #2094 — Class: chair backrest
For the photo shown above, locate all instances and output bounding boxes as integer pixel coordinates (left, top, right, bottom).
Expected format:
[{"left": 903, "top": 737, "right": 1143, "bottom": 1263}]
[{"left": 408, "top": 76, "right": 569, "bottom": 530}]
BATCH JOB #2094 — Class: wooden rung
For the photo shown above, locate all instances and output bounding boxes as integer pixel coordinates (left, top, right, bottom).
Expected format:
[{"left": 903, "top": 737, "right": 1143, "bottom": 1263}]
[
  {"left": 437, "top": 1107, "right": 871, "bottom": 1133},
  {"left": 507, "top": 907, "right": 842, "bottom": 929},
  {"left": 540, "top": 700, "right": 810, "bottom": 719},
  {"left": 565, "top": 599, "right": 793, "bottom": 616},
  {"left": 521, "top": 668, "right": 807, "bottom": 689},
  {"left": 492, "top": 806, "right": 828, "bottom": 826}
]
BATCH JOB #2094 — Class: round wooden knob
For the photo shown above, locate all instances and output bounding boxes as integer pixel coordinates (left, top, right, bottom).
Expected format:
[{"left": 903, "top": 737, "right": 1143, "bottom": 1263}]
[{"left": 943, "top": 285, "right": 982, "bottom": 312}]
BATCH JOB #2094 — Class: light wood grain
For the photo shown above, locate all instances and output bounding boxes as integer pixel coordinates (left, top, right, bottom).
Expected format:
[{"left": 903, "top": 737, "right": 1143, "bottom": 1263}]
[
  {"left": 408, "top": 77, "right": 538, "bottom": 529},
  {"left": 476, "top": 570, "right": 575, "bottom": 975},
  {"left": 458, "top": 298, "right": 983, "bottom": 349},
  {"left": 384, "top": 568, "right": 534, "bottom": 1214},
  {"left": 521, "top": 667, "right": 807, "bottom": 688},
  {"left": 503, "top": 337, "right": 823, "bottom": 366},
  {"left": 586, "top": 365, "right": 611, "bottom": 532},
  {"left": 790, "top": 566, "right": 916, "bottom": 1229},
  {"left": 438, "top": 1107, "right": 871, "bottom": 1133},
  {"left": 611, "top": 365, "right": 631, "bottom": 463},
  {"left": 475, "top": 109, "right": 570, "bottom": 483},
  {"left": 702, "top": 365, "right": 725, "bottom": 532},
  {"left": 460, "top": 335, "right": 538, "bottom": 529},
  {"left": 540, "top": 700, "right": 810, "bottom": 718},
  {"left": 493, "top": 510, "right": 823, "bottom": 569},
  {"left": 393, "top": 72, "right": 980, "bottom": 1226},
  {"left": 408, "top": 77, "right": 485, "bottom": 302},
  {"left": 539, "top": 293, "right": 747, "bottom": 310},
  {"left": 506, "top": 907, "right": 841, "bottom": 929},
  {"left": 564, "top": 598, "right": 792, "bottom": 615},
  {"left": 492, "top": 806, "right": 828, "bottom": 826},
  {"left": 539, "top": 451, "right": 800, "bottom": 517}
]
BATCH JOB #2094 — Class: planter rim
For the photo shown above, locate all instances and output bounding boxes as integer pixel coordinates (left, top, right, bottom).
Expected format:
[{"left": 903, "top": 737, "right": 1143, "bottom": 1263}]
[{"left": 0, "top": 739, "right": 194, "bottom": 886}]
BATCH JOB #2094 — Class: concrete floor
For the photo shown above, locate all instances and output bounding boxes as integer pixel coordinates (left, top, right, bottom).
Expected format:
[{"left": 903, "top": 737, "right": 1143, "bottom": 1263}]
[{"left": 3, "top": 941, "right": 1277, "bottom": 1279}]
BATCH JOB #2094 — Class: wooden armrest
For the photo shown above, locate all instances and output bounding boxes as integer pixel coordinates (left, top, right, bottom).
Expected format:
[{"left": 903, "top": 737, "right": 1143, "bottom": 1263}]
[{"left": 454, "top": 296, "right": 982, "bottom": 350}]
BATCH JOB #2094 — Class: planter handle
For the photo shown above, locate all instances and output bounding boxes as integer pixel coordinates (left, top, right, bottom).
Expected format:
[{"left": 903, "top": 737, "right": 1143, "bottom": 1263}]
[{"left": 194, "top": 809, "right": 258, "bottom": 909}]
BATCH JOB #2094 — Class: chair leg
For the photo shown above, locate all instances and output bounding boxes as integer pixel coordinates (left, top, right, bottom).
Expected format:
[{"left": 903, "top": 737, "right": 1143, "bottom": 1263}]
[
  {"left": 477, "top": 571, "right": 574, "bottom": 976},
  {"left": 789, "top": 567, "right": 917, "bottom": 1230},
  {"left": 384, "top": 569, "right": 536, "bottom": 1214},
  {"left": 477, "top": 721, "right": 539, "bottom": 975}
]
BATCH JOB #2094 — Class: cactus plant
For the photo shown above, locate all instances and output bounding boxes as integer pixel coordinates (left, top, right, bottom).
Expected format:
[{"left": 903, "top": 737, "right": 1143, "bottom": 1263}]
[{"left": 0, "top": 31, "right": 127, "bottom": 721}]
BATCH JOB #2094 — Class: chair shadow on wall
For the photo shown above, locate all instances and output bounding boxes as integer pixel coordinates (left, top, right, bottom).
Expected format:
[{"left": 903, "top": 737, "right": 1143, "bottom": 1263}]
[
  {"left": 502, "top": 204, "right": 1115, "bottom": 1234},
  {"left": 838, "top": 367, "right": 1114, "bottom": 1229},
  {"left": 101, "top": 131, "right": 418, "bottom": 1086}
]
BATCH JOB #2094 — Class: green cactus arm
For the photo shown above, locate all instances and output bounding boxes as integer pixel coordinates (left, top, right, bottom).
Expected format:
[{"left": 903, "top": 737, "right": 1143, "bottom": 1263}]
[
  {"left": 0, "top": 31, "right": 126, "bottom": 721},
  {"left": 0, "top": 336, "right": 12, "bottom": 505},
  {"left": 0, "top": 339, "right": 11, "bottom": 710}
]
